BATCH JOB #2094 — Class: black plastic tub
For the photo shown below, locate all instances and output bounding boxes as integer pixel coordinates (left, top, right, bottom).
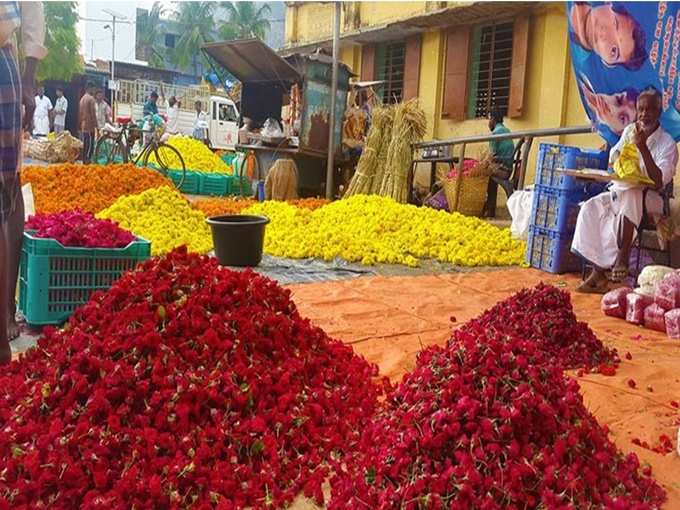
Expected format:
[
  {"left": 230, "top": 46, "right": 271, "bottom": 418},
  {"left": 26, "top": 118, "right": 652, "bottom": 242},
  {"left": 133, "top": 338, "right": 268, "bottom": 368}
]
[{"left": 206, "top": 215, "right": 270, "bottom": 267}]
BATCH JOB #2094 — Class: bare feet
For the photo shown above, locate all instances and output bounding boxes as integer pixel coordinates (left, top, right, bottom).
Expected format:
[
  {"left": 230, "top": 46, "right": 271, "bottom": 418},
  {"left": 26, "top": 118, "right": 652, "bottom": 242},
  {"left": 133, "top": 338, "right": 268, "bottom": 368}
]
[
  {"left": 0, "top": 341, "right": 10, "bottom": 365},
  {"left": 576, "top": 270, "right": 610, "bottom": 294},
  {"left": 7, "top": 317, "right": 20, "bottom": 341}
]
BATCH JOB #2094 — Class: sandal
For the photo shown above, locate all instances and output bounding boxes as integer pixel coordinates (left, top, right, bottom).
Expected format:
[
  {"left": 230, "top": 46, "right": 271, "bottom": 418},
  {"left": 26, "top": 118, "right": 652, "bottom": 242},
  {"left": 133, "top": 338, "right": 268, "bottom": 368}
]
[{"left": 608, "top": 265, "right": 629, "bottom": 283}]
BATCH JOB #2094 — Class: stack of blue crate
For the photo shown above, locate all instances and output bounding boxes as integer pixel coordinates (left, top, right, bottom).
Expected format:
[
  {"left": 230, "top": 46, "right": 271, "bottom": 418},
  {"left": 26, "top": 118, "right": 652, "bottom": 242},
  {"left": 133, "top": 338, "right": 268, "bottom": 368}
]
[{"left": 526, "top": 143, "right": 609, "bottom": 274}]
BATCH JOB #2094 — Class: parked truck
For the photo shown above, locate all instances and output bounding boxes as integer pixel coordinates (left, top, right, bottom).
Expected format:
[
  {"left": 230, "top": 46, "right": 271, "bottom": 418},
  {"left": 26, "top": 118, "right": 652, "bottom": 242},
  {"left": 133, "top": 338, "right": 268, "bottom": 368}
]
[{"left": 115, "top": 79, "right": 240, "bottom": 150}]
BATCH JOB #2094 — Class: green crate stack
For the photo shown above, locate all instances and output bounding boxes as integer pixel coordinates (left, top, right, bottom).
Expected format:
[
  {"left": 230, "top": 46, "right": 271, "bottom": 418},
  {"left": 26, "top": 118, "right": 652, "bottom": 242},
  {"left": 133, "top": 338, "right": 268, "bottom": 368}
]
[
  {"left": 18, "top": 232, "right": 151, "bottom": 326},
  {"left": 167, "top": 170, "right": 200, "bottom": 194},
  {"left": 198, "top": 173, "right": 229, "bottom": 196}
]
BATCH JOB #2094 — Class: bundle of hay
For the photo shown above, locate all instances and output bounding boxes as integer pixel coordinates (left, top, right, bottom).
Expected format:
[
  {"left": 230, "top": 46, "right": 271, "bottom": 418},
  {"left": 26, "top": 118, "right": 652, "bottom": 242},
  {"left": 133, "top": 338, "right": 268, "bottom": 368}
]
[
  {"left": 378, "top": 99, "right": 427, "bottom": 203},
  {"left": 344, "top": 106, "right": 394, "bottom": 197}
]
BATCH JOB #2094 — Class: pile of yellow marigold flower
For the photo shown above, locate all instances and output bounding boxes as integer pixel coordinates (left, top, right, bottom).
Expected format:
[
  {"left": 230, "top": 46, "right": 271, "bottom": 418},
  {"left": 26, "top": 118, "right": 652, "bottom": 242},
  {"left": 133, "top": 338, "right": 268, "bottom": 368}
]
[
  {"left": 147, "top": 135, "right": 231, "bottom": 173},
  {"left": 243, "top": 195, "right": 525, "bottom": 267},
  {"left": 97, "top": 186, "right": 212, "bottom": 256}
]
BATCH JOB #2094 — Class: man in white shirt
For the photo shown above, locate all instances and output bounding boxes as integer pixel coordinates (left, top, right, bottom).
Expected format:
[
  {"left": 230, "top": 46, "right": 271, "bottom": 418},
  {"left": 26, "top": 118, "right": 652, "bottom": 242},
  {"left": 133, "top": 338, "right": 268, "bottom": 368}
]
[
  {"left": 165, "top": 96, "right": 180, "bottom": 135},
  {"left": 192, "top": 100, "right": 209, "bottom": 145},
  {"left": 53, "top": 86, "right": 67, "bottom": 133},
  {"left": 32, "top": 84, "right": 52, "bottom": 136},
  {"left": 572, "top": 88, "right": 678, "bottom": 293}
]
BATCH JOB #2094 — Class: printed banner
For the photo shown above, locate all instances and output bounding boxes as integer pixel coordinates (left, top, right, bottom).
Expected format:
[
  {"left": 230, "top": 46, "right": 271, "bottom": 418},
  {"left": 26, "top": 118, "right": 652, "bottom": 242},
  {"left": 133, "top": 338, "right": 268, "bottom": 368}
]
[{"left": 567, "top": 1, "right": 680, "bottom": 145}]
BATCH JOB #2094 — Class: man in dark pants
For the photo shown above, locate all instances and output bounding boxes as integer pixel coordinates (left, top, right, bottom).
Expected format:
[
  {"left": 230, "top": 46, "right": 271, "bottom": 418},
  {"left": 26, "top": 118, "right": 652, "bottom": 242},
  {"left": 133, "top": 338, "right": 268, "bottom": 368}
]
[
  {"left": 484, "top": 110, "right": 515, "bottom": 217},
  {"left": 79, "top": 81, "right": 97, "bottom": 163},
  {"left": 0, "top": 1, "right": 46, "bottom": 364}
]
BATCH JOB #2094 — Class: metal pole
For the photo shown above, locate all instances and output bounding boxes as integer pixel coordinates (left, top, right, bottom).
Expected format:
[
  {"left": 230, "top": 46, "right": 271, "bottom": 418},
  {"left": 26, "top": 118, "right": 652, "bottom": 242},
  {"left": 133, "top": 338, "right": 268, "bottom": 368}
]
[
  {"left": 111, "top": 16, "right": 116, "bottom": 119},
  {"left": 325, "top": 1, "right": 340, "bottom": 200}
]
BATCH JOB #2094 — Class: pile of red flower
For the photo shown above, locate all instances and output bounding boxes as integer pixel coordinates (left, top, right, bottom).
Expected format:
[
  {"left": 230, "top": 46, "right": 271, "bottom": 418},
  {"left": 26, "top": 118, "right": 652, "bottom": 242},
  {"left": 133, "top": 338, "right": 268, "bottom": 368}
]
[
  {"left": 467, "top": 283, "right": 620, "bottom": 371},
  {"left": 0, "top": 248, "right": 384, "bottom": 509},
  {"left": 25, "top": 210, "right": 134, "bottom": 248},
  {"left": 329, "top": 285, "right": 664, "bottom": 509}
]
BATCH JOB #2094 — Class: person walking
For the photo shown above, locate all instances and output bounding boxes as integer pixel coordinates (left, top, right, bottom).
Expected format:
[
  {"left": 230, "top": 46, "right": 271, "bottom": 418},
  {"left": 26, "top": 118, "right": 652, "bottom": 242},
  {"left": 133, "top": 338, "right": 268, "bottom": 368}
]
[
  {"left": 0, "top": 1, "right": 47, "bottom": 364},
  {"left": 53, "top": 86, "right": 68, "bottom": 133},
  {"left": 94, "top": 89, "right": 111, "bottom": 135},
  {"left": 79, "top": 82, "right": 97, "bottom": 163},
  {"left": 32, "top": 84, "right": 52, "bottom": 137}
]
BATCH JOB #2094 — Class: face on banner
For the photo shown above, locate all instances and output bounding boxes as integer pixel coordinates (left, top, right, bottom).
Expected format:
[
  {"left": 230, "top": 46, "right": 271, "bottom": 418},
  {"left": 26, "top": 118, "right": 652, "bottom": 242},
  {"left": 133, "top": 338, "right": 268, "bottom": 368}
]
[{"left": 567, "top": 1, "right": 680, "bottom": 145}]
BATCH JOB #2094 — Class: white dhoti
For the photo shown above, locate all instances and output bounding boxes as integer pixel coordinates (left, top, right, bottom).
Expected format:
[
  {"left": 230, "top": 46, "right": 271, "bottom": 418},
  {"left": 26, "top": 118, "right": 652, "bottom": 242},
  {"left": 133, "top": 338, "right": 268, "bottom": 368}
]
[
  {"left": 33, "top": 115, "right": 49, "bottom": 136},
  {"left": 571, "top": 188, "right": 663, "bottom": 269}
]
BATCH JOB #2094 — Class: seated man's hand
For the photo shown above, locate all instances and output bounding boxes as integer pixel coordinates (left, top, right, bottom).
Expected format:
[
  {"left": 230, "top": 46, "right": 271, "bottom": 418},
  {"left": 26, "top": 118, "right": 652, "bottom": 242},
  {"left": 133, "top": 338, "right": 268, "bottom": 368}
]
[{"left": 631, "top": 123, "right": 649, "bottom": 149}]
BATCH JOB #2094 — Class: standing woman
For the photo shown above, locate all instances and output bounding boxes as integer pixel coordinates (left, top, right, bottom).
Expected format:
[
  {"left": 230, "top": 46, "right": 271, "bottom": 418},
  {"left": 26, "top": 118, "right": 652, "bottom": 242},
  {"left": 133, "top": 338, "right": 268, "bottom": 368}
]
[{"left": 0, "top": 1, "right": 47, "bottom": 363}]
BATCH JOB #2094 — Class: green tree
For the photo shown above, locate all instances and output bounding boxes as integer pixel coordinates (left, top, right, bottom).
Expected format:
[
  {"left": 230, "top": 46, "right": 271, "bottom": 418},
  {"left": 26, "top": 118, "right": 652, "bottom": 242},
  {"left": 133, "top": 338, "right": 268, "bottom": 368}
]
[
  {"left": 37, "top": 1, "right": 82, "bottom": 82},
  {"left": 219, "top": 2, "right": 271, "bottom": 41},
  {"left": 172, "top": 2, "right": 216, "bottom": 76},
  {"left": 136, "top": 2, "right": 166, "bottom": 68}
]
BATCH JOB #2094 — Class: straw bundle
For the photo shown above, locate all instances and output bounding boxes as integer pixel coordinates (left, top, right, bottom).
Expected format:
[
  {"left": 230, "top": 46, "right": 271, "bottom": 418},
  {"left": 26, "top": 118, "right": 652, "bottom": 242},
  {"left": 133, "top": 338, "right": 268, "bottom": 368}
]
[
  {"left": 378, "top": 99, "right": 427, "bottom": 203},
  {"left": 345, "top": 107, "right": 394, "bottom": 197},
  {"left": 368, "top": 107, "right": 395, "bottom": 195}
]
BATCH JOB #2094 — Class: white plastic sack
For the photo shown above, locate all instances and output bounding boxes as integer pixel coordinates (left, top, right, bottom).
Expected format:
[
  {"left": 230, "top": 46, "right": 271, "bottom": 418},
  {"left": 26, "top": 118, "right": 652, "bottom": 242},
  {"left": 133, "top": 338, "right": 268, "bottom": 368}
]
[
  {"left": 507, "top": 188, "right": 533, "bottom": 240},
  {"left": 22, "top": 183, "right": 35, "bottom": 221}
]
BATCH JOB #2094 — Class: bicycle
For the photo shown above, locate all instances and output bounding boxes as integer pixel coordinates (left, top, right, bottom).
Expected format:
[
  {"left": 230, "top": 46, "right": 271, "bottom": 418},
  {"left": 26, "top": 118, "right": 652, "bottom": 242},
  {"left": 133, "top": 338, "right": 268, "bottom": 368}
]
[{"left": 93, "top": 116, "right": 186, "bottom": 190}]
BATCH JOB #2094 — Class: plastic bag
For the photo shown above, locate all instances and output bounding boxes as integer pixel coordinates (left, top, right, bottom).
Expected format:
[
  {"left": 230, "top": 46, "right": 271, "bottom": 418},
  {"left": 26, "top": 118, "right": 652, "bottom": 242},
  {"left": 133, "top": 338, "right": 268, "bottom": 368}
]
[
  {"left": 665, "top": 309, "right": 680, "bottom": 340},
  {"left": 644, "top": 303, "right": 667, "bottom": 332},
  {"left": 262, "top": 118, "right": 283, "bottom": 138},
  {"left": 626, "top": 292, "right": 653, "bottom": 325},
  {"left": 601, "top": 287, "right": 633, "bottom": 319},
  {"left": 654, "top": 272, "right": 680, "bottom": 310},
  {"left": 22, "top": 183, "right": 35, "bottom": 221},
  {"left": 424, "top": 188, "right": 449, "bottom": 211},
  {"left": 507, "top": 189, "right": 534, "bottom": 240},
  {"left": 613, "top": 142, "right": 655, "bottom": 186}
]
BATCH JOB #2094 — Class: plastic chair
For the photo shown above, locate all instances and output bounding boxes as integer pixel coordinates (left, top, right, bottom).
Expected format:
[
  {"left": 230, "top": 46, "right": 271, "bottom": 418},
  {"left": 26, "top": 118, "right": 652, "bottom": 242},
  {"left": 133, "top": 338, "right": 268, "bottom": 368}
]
[
  {"left": 484, "top": 137, "right": 526, "bottom": 217},
  {"left": 633, "top": 182, "right": 675, "bottom": 277}
]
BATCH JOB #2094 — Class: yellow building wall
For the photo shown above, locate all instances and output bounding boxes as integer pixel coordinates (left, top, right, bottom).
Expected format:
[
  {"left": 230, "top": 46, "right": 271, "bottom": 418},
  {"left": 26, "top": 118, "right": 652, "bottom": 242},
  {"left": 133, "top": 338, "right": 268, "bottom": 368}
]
[{"left": 286, "top": 2, "right": 605, "bottom": 191}]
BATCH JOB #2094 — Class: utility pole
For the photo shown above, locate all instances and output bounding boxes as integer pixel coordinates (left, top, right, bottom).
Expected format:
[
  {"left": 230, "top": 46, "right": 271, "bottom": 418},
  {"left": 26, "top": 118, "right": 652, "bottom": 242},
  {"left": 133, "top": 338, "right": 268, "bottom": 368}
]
[
  {"left": 103, "top": 9, "right": 126, "bottom": 119},
  {"left": 325, "top": 1, "right": 340, "bottom": 200}
]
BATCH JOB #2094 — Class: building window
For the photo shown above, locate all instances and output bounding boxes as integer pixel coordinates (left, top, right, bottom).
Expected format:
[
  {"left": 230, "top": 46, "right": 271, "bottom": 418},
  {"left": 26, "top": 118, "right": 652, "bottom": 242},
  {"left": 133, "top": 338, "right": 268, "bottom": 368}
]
[
  {"left": 376, "top": 41, "right": 405, "bottom": 104},
  {"left": 165, "top": 33, "right": 176, "bottom": 49},
  {"left": 467, "top": 22, "right": 514, "bottom": 118}
]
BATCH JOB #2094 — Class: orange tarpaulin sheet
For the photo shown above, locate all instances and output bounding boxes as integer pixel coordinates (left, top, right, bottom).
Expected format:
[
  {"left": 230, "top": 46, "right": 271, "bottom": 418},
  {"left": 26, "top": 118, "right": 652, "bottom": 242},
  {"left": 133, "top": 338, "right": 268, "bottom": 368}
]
[{"left": 287, "top": 268, "right": 680, "bottom": 508}]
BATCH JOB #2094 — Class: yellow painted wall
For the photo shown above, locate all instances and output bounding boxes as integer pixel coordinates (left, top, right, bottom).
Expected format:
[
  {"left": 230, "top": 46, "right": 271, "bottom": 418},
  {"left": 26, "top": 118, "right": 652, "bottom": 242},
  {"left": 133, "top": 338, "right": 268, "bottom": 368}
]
[{"left": 286, "top": 1, "right": 604, "bottom": 192}]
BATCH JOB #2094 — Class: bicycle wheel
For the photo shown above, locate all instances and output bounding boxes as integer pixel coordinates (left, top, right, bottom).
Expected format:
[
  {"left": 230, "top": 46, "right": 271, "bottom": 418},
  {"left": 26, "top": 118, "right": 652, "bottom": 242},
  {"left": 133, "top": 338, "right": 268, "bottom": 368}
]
[
  {"left": 144, "top": 143, "right": 186, "bottom": 190},
  {"left": 93, "top": 135, "right": 128, "bottom": 165}
]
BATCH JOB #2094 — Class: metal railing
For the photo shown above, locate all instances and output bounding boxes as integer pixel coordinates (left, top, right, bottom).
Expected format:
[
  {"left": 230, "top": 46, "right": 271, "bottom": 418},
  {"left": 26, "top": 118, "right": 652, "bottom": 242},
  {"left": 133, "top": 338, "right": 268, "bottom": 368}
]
[{"left": 413, "top": 125, "right": 595, "bottom": 189}]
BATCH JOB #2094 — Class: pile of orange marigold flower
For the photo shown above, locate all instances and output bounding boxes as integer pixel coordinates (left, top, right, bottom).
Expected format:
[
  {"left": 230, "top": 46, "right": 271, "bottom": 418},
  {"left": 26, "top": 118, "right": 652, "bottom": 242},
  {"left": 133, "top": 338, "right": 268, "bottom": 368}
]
[{"left": 22, "top": 164, "right": 171, "bottom": 214}]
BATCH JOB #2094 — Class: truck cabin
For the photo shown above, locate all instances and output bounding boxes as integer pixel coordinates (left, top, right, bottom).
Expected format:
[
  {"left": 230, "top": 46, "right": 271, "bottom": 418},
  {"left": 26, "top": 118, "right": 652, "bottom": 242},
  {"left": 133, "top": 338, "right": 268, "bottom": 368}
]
[{"left": 202, "top": 39, "right": 352, "bottom": 155}]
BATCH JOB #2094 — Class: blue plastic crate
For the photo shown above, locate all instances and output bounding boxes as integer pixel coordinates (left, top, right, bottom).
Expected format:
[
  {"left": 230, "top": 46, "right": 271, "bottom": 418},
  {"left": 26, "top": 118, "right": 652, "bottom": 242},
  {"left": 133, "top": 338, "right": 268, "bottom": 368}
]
[
  {"left": 526, "top": 225, "right": 580, "bottom": 274},
  {"left": 531, "top": 186, "right": 584, "bottom": 234},
  {"left": 167, "top": 170, "right": 199, "bottom": 194},
  {"left": 535, "top": 143, "right": 608, "bottom": 191}
]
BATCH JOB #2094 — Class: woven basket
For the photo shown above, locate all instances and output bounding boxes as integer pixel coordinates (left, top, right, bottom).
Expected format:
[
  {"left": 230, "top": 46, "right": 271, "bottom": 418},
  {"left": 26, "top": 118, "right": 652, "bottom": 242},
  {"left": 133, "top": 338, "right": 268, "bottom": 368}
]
[{"left": 443, "top": 175, "right": 489, "bottom": 217}]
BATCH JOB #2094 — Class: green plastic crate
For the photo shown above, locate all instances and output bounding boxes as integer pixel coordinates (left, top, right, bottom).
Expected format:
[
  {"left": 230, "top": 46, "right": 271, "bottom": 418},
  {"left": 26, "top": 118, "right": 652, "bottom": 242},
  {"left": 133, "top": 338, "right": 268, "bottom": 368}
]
[
  {"left": 227, "top": 174, "right": 251, "bottom": 196},
  {"left": 167, "top": 170, "right": 199, "bottom": 194},
  {"left": 18, "top": 232, "right": 151, "bottom": 326},
  {"left": 198, "top": 173, "right": 229, "bottom": 196}
]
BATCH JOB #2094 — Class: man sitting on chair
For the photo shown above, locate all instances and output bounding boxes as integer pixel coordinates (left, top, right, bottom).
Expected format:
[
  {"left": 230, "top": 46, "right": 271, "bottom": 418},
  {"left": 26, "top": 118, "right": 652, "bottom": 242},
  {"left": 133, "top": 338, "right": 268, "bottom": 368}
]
[{"left": 572, "top": 87, "right": 678, "bottom": 293}]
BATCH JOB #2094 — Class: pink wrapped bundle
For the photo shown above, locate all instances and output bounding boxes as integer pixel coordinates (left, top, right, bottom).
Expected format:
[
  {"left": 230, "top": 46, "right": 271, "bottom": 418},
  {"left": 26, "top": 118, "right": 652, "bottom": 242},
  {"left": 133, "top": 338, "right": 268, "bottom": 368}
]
[
  {"left": 626, "top": 293, "right": 653, "bottom": 325},
  {"left": 601, "top": 287, "right": 633, "bottom": 319},
  {"left": 666, "top": 309, "right": 680, "bottom": 340},
  {"left": 643, "top": 303, "right": 667, "bottom": 332},
  {"left": 654, "top": 272, "right": 680, "bottom": 310}
]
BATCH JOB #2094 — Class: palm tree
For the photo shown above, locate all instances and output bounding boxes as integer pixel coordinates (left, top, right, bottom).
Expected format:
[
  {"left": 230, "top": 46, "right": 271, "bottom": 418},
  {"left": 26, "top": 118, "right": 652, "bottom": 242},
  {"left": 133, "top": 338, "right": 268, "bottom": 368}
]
[
  {"left": 219, "top": 2, "right": 271, "bottom": 41},
  {"left": 172, "top": 2, "right": 216, "bottom": 76},
  {"left": 136, "top": 2, "right": 166, "bottom": 68}
]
